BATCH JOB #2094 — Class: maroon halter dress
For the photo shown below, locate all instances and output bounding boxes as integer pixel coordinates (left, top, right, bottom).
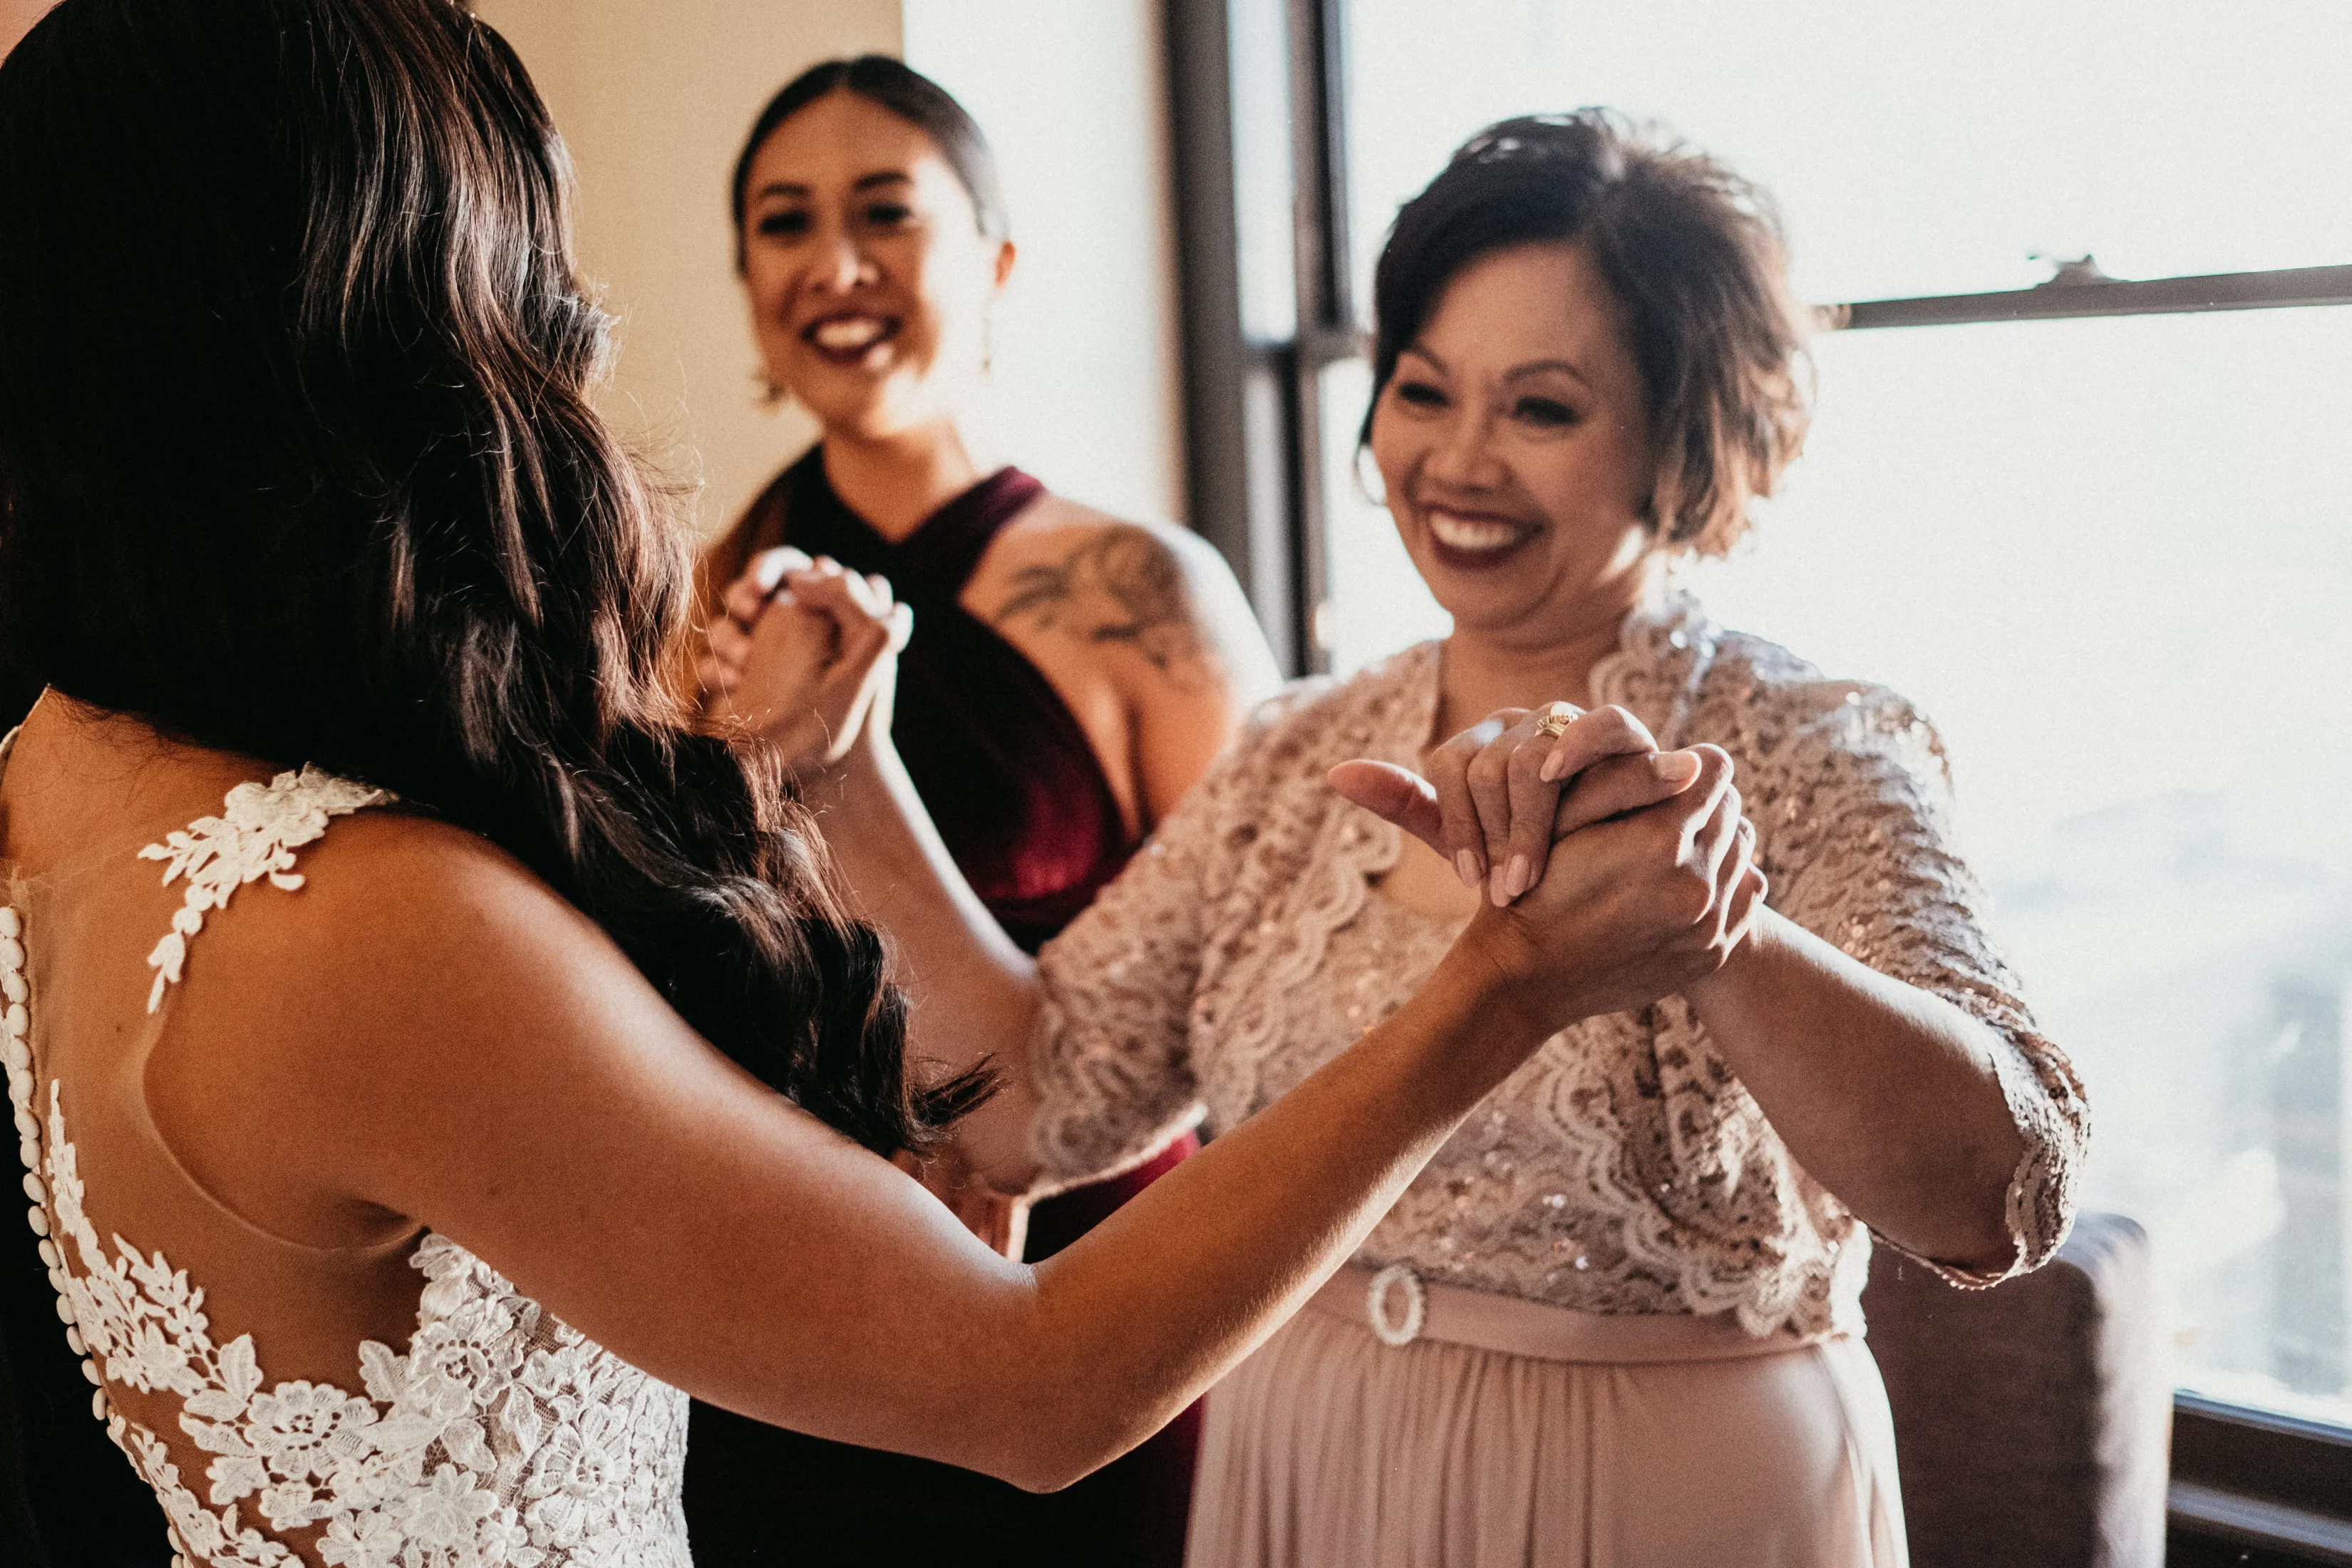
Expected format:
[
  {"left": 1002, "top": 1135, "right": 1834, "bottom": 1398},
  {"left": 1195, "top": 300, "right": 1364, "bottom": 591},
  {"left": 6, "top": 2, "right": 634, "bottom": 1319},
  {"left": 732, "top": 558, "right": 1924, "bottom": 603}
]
[{"left": 683, "top": 448, "right": 1202, "bottom": 1567}]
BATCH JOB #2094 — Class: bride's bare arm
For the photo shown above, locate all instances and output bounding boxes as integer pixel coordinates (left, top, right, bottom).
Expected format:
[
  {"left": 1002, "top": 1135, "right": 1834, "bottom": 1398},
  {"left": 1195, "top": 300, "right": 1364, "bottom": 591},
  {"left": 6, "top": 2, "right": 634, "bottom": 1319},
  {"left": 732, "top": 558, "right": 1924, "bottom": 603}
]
[
  {"left": 798, "top": 729, "right": 1048, "bottom": 1187},
  {"left": 152, "top": 751, "right": 1752, "bottom": 1492}
]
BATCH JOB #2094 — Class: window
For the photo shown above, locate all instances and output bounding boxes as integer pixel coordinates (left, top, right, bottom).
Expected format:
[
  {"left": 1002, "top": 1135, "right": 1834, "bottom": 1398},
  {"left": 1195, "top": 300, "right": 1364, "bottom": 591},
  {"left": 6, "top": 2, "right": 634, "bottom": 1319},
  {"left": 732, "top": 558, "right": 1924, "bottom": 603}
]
[
  {"left": 1167, "top": 0, "right": 2352, "bottom": 1544},
  {"left": 1341, "top": 0, "right": 2352, "bottom": 309}
]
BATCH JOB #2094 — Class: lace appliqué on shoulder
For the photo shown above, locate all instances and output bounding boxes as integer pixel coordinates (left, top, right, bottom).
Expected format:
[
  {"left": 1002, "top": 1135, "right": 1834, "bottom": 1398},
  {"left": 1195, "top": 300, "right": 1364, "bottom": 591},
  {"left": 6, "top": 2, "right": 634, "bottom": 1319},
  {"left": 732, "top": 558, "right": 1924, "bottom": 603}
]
[
  {"left": 140, "top": 767, "right": 391, "bottom": 1013},
  {"left": 4, "top": 780, "right": 691, "bottom": 1567}
]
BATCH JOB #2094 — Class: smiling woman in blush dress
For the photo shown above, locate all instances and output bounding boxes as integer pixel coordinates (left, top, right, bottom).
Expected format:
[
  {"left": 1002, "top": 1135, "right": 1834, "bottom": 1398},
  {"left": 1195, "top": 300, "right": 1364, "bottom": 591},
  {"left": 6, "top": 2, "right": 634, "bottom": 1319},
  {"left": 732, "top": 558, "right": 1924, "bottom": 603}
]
[
  {"left": 706, "top": 113, "right": 2092, "bottom": 1567},
  {"left": 682, "top": 58, "right": 1281, "bottom": 1568}
]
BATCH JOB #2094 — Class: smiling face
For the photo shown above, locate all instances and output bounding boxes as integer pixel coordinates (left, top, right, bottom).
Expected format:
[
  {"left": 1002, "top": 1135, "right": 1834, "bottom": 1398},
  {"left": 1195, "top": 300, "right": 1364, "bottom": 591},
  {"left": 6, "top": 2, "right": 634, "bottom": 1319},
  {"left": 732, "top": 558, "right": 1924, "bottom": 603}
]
[
  {"left": 1368, "top": 241, "right": 1660, "bottom": 651},
  {"left": 738, "top": 89, "right": 1013, "bottom": 440}
]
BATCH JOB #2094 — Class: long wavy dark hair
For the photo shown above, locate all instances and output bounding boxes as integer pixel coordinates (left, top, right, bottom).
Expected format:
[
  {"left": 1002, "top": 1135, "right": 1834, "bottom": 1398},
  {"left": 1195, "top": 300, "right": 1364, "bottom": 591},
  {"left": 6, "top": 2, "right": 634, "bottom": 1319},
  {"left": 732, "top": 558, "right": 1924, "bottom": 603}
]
[{"left": 0, "top": 0, "right": 989, "bottom": 1156}]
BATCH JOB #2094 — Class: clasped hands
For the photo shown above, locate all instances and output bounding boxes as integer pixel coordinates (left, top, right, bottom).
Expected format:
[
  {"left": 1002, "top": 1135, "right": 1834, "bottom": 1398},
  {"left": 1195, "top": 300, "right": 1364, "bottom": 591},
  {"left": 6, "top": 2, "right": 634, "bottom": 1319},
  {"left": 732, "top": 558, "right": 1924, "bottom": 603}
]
[
  {"left": 697, "top": 547, "right": 912, "bottom": 770},
  {"left": 1329, "top": 704, "right": 1765, "bottom": 1032},
  {"left": 701, "top": 549, "right": 1766, "bottom": 1028}
]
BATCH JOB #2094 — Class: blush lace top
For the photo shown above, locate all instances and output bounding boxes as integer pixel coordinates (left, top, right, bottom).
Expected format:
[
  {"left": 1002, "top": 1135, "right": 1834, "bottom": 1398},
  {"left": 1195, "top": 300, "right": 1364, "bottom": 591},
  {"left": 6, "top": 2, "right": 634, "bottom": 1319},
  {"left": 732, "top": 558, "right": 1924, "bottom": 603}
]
[
  {"left": 1026, "top": 592, "right": 2091, "bottom": 1337},
  {"left": 4, "top": 756, "right": 691, "bottom": 1567}
]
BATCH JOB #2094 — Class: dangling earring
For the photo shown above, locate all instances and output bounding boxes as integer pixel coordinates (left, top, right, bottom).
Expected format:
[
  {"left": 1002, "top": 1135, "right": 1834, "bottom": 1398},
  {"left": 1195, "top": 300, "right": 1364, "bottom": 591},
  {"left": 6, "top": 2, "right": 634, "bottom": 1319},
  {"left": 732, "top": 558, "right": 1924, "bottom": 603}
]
[
  {"left": 753, "top": 366, "right": 791, "bottom": 411},
  {"left": 1352, "top": 442, "right": 1386, "bottom": 505},
  {"left": 981, "top": 309, "right": 996, "bottom": 377}
]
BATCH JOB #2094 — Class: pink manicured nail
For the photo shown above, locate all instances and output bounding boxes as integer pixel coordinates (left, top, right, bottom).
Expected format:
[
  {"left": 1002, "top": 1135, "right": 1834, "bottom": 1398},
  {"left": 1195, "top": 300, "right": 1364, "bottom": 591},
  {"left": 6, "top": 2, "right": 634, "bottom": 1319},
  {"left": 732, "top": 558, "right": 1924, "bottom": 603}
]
[
  {"left": 1455, "top": 850, "right": 1481, "bottom": 889},
  {"left": 1539, "top": 745, "right": 1567, "bottom": 783},
  {"left": 1651, "top": 751, "right": 1701, "bottom": 785},
  {"left": 1505, "top": 854, "right": 1530, "bottom": 900}
]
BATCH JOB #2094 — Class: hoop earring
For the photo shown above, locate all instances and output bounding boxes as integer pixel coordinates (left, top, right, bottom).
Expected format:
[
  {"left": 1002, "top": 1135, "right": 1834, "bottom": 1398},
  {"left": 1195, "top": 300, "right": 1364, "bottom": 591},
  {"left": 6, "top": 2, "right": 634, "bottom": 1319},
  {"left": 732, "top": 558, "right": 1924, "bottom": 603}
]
[{"left": 1351, "top": 442, "right": 1387, "bottom": 506}]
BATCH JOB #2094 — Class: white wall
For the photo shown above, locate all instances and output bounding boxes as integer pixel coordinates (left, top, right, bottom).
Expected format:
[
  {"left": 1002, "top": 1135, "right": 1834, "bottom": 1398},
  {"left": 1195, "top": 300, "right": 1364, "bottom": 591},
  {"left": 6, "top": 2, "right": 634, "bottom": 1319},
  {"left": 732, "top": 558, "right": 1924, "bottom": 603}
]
[
  {"left": 902, "top": 0, "right": 1188, "bottom": 528},
  {"left": 474, "top": 0, "right": 904, "bottom": 536}
]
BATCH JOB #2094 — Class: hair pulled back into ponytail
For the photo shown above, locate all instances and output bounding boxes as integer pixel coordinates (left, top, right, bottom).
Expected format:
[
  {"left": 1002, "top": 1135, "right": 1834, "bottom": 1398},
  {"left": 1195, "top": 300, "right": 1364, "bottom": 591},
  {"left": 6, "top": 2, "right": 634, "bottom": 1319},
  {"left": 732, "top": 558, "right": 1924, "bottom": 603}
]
[{"left": 0, "top": 0, "right": 989, "bottom": 1156}]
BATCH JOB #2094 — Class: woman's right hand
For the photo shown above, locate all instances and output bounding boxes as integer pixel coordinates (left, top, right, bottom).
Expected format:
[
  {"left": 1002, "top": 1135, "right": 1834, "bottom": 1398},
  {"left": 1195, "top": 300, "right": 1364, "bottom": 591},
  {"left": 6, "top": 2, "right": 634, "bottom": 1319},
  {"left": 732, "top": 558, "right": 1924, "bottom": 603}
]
[
  {"left": 699, "top": 549, "right": 912, "bottom": 770},
  {"left": 1334, "top": 743, "right": 1765, "bottom": 1036},
  {"left": 1487, "top": 743, "right": 1763, "bottom": 1027}
]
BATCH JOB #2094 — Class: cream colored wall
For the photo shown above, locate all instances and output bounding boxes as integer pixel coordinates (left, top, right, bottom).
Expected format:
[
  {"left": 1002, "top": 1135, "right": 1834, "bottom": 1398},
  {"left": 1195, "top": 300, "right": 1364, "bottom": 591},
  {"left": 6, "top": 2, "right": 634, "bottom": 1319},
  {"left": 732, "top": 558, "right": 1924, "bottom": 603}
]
[
  {"left": 474, "top": 0, "right": 904, "bottom": 536},
  {"left": 475, "top": 0, "right": 1187, "bottom": 540},
  {"left": 902, "top": 0, "right": 1188, "bottom": 528},
  {"left": 6, "top": 3, "right": 1185, "bottom": 532}
]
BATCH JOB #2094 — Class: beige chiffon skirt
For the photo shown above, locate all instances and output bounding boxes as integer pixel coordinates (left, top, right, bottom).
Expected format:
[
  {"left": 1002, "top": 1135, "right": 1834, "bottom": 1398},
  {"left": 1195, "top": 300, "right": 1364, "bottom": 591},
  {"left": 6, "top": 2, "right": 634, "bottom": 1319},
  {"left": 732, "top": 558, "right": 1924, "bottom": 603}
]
[{"left": 1186, "top": 1269, "right": 1907, "bottom": 1568}]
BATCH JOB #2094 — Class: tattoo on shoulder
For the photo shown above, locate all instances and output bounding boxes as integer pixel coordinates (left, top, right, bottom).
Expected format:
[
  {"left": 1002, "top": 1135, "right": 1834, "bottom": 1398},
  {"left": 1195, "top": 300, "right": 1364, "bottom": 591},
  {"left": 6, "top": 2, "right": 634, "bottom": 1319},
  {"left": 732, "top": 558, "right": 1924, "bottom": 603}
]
[{"left": 993, "top": 526, "right": 1222, "bottom": 694}]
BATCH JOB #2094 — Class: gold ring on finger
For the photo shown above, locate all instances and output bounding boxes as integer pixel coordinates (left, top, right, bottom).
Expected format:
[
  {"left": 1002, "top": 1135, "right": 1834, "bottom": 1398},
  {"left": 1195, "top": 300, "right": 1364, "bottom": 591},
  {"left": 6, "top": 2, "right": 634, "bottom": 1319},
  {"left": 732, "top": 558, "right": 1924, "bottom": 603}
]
[{"left": 1532, "top": 701, "right": 1579, "bottom": 739}]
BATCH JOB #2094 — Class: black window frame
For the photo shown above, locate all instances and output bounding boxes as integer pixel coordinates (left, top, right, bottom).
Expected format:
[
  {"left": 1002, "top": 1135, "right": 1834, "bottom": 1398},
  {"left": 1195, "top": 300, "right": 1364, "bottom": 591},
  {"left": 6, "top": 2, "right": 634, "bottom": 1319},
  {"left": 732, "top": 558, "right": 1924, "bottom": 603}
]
[{"left": 1165, "top": 0, "right": 2352, "bottom": 1557}]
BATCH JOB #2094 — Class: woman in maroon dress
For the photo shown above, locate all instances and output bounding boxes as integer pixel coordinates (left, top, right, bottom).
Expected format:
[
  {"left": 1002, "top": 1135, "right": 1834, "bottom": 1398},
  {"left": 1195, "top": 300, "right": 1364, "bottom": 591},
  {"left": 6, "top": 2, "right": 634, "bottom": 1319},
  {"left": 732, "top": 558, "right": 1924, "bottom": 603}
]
[{"left": 685, "top": 58, "right": 1280, "bottom": 1567}]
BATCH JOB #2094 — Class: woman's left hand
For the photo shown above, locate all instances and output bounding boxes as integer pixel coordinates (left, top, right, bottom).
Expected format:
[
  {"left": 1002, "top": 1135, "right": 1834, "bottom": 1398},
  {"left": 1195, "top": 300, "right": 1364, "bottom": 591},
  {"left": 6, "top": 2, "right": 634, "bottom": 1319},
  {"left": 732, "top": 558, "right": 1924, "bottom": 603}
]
[
  {"left": 1425, "top": 702, "right": 1706, "bottom": 907},
  {"left": 695, "top": 545, "right": 813, "bottom": 704},
  {"left": 699, "top": 549, "right": 913, "bottom": 770}
]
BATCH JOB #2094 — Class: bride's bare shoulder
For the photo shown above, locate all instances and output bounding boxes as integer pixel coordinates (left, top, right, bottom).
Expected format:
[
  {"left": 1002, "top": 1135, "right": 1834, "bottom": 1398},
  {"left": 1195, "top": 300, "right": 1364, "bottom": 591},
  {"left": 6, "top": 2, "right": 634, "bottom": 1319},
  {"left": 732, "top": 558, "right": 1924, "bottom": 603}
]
[
  {"left": 135, "top": 788, "right": 719, "bottom": 1239},
  {"left": 0, "top": 705, "right": 687, "bottom": 1244},
  {"left": 10, "top": 699, "right": 694, "bottom": 1119},
  {"left": 187, "top": 799, "right": 645, "bottom": 1036}
]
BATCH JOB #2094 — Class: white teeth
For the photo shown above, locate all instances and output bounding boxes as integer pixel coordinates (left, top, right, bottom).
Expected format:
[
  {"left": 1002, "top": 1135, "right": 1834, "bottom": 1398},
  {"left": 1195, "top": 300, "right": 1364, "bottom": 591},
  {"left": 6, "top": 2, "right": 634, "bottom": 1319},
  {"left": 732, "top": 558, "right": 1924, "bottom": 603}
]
[
  {"left": 1428, "top": 510, "right": 1525, "bottom": 552},
  {"left": 812, "top": 316, "right": 887, "bottom": 351}
]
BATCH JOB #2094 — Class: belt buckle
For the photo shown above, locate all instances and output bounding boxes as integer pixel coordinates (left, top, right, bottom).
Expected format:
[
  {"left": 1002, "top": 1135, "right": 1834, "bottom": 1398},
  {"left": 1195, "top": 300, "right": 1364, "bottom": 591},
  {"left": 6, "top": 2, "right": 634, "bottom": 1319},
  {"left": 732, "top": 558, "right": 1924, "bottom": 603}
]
[{"left": 1366, "top": 1264, "right": 1426, "bottom": 1347}]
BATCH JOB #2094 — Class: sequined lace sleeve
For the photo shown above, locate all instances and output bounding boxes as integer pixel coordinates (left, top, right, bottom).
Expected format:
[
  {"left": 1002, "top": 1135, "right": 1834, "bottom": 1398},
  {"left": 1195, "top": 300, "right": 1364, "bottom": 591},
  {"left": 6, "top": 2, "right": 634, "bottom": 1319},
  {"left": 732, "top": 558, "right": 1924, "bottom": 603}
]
[
  {"left": 1750, "top": 673, "right": 2091, "bottom": 1286},
  {"left": 1024, "top": 723, "right": 1249, "bottom": 1188}
]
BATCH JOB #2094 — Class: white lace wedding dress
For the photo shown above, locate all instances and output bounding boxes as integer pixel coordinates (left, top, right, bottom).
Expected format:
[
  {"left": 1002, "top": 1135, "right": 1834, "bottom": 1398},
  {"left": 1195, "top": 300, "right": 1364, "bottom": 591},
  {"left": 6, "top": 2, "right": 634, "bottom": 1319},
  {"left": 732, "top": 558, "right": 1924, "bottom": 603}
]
[{"left": 4, "top": 753, "right": 692, "bottom": 1567}]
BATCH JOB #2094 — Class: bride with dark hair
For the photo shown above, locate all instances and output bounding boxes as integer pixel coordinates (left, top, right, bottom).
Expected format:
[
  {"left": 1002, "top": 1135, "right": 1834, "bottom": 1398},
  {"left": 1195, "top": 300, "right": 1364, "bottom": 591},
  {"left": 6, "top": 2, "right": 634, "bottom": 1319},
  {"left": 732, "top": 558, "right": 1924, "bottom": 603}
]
[{"left": 0, "top": 3, "right": 1754, "bottom": 1564}]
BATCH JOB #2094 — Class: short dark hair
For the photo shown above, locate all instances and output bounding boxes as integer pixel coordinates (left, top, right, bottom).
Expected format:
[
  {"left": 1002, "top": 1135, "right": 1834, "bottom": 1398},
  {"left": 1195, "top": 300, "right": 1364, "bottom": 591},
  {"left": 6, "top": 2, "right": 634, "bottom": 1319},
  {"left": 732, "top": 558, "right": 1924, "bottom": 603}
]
[
  {"left": 730, "top": 55, "right": 1006, "bottom": 270},
  {"left": 1366, "top": 111, "right": 1812, "bottom": 555}
]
